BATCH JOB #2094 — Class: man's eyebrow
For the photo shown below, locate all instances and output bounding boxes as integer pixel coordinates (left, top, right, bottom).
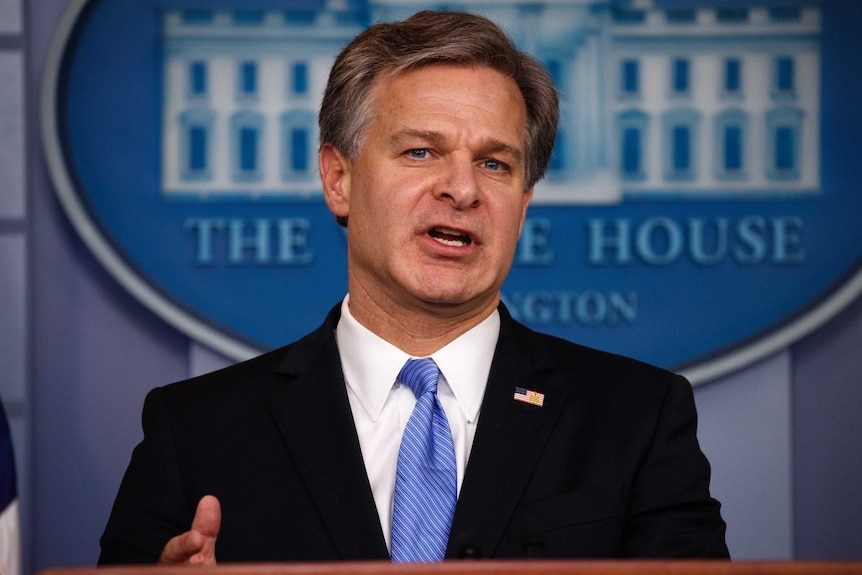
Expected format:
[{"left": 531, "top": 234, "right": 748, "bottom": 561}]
[
  {"left": 478, "top": 138, "right": 523, "bottom": 163},
  {"left": 389, "top": 128, "right": 447, "bottom": 147}
]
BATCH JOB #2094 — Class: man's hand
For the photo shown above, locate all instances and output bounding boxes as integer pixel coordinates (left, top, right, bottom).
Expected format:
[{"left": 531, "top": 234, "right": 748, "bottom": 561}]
[{"left": 158, "top": 495, "right": 221, "bottom": 565}]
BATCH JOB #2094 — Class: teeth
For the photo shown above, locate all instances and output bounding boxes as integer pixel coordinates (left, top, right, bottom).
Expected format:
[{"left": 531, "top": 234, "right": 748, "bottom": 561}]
[
  {"left": 433, "top": 236, "right": 469, "bottom": 247},
  {"left": 429, "top": 227, "right": 471, "bottom": 247}
]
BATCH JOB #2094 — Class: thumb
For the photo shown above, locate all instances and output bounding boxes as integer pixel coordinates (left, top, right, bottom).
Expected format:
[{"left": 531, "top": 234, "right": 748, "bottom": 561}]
[
  {"left": 188, "top": 495, "right": 220, "bottom": 564},
  {"left": 158, "top": 495, "right": 221, "bottom": 565},
  {"left": 192, "top": 495, "right": 221, "bottom": 540}
]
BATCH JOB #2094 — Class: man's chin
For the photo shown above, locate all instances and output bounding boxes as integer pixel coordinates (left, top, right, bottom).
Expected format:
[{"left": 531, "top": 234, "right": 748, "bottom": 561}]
[{"left": 414, "top": 290, "right": 499, "bottom": 315}]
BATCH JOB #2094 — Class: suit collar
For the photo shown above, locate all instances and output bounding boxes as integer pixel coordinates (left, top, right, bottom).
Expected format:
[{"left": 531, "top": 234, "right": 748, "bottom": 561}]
[
  {"left": 448, "top": 304, "right": 566, "bottom": 558},
  {"left": 268, "top": 303, "right": 390, "bottom": 560}
]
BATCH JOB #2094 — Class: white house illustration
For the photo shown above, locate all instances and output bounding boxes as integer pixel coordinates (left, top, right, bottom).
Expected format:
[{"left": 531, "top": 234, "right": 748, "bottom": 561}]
[{"left": 160, "top": 0, "right": 821, "bottom": 205}]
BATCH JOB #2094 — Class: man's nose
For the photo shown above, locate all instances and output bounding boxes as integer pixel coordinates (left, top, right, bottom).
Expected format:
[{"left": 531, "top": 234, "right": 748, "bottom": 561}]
[{"left": 436, "top": 159, "right": 481, "bottom": 209}]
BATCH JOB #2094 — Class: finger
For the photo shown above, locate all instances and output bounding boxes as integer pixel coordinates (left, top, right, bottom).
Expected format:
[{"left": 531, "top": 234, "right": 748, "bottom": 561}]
[
  {"left": 159, "top": 495, "right": 221, "bottom": 565},
  {"left": 192, "top": 495, "right": 221, "bottom": 540}
]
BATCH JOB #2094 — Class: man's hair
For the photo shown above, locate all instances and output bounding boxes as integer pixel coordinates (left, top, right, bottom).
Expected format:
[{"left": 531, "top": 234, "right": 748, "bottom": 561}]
[{"left": 319, "top": 10, "right": 559, "bottom": 191}]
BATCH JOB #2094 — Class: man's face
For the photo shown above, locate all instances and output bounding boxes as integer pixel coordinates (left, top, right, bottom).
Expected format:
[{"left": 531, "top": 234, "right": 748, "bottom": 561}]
[{"left": 321, "top": 64, "right": 532, "bottom": 319}]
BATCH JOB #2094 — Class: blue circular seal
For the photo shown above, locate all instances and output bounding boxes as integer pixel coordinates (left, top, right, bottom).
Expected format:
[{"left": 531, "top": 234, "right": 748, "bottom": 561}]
[{"left": 42, "top": 0, "right": 862, "bottom": 383}]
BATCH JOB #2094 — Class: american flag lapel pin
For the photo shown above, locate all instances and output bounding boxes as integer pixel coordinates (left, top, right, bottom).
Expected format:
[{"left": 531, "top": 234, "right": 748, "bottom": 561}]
[{"left": 514, "top": 386, "right": 545, "bottom": 407}]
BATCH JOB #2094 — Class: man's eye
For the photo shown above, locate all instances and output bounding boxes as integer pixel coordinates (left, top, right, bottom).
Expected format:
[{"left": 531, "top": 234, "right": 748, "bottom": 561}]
[
  {"left": 407, "top": 149, "right": 428, "bottom": 159},
  {"left": 483, "top": 159, "right": 503, "bottom": 171}
]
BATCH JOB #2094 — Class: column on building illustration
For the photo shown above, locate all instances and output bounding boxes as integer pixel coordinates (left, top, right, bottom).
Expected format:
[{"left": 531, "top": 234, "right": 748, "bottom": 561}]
[{"left": 575, "top": 21, "right": 611, "bottom": 182}]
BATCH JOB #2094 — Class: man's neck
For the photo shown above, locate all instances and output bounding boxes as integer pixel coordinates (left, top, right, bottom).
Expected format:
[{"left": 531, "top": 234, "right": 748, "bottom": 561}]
[{"left": 345, "top": 290, "right": 500, "bottom": 357}]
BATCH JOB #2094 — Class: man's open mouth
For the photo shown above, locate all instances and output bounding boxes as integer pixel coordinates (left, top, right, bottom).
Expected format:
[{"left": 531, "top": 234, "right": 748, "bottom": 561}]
[{"left": 429, "top": 227, "right": 473, "bottom": 247}]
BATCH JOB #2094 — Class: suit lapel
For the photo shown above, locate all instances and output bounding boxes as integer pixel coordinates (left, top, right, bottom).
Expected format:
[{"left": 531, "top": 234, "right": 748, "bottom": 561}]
[
  {"left": 266, "top": 306, "right": 389, "bottom": 560},
  {"left": 447, "top": 308, "right": 566, "bottom": 558}
]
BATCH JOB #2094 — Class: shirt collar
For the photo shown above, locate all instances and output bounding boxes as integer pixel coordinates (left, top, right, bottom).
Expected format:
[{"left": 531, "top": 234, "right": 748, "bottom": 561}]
[{"left": 335, "top": 296, "right": 499, "bottom": 423}]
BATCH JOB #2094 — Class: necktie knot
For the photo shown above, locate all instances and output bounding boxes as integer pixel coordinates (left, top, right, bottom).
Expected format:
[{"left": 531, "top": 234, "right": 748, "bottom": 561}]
[{"left": 398, "top": 358, "right": 440, "bottom": 399}]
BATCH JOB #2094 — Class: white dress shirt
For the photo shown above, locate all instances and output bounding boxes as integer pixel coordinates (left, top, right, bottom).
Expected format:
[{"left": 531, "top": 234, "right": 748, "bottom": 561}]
[{"left": 335, "top": 296, "right": 500, "bottom": 550}]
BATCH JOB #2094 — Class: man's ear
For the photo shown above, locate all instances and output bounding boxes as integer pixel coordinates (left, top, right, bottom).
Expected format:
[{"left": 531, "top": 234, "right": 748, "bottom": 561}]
[
  {"left": 518, "top": 186, "right": 534, "bottom": 236},
  {"left": 319, "top": 144, "right": 351, "bottom": 221}
]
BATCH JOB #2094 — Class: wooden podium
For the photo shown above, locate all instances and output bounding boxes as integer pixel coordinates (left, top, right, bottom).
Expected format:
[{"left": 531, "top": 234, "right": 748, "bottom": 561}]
[{"left": 38, "top": 562, "right": 862, "bottom": 575}]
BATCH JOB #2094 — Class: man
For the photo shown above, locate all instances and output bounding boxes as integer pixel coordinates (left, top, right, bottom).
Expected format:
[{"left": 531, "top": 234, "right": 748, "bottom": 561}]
[{"left": 100, "top": 10, "right": 728, "bottom": 564}]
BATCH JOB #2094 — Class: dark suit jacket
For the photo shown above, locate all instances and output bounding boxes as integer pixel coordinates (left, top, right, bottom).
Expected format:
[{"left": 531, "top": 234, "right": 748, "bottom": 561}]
[{"left": 99, "top": 304, "right": 728, "bottom": 563}]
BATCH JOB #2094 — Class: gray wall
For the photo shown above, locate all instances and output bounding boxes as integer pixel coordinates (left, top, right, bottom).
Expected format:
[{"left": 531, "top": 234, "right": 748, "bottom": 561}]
[{"left": 1, "top": 0, "right": 860, "bottom": 572}]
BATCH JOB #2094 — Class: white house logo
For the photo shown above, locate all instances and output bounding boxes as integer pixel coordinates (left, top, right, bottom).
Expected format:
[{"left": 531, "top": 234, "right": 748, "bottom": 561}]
[{"left": 42, "top": 0, "right": 862, "bottom": 383}]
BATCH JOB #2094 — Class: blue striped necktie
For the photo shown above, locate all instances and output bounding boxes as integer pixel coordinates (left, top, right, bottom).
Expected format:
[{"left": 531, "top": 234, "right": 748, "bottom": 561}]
[{"left": 390, "top": 358, "right": 457, "bottom": 562}]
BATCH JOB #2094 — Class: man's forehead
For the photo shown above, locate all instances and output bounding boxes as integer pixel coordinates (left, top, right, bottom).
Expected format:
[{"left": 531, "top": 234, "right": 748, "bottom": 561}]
[{"left": 369, "top": 64, "right": 527, "bottom": 136}]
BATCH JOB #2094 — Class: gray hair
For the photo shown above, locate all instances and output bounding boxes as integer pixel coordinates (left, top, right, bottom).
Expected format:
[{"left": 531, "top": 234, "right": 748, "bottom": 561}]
[{"left": 319, "top": 10, "right": 559, "bottom": 193}]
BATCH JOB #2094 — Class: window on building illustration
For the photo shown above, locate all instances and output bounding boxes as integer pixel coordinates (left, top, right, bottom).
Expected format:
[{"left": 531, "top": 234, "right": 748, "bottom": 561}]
[
  {"left": 179, "top": 109, "right": 214, "bottom": 181},
  {"left": 281, "top": 111, "right": 315, "bottom": 181},
  {"left": 623, "top": 128, "right": 641, "bottom": 176},
  {"left": 182, "top": 9, "right": 213, "bottom": 25},
  {"left": 239, "top": 61, "right": 258, "bottom": 98},
  {"left": 662, "top": 108, "right": 699, "bottom": 181},
  {"left": 766, "top": 107, "right": 803, "bottom": 180},
  {"left": 234, "top": 10, "right": 265, "bottom": 25},
  {"left": 775, "top": 127, "right": 795, "bottom": 171},
  {"left": 672, "top": 59, "right": 690, "bottom": 95},
  {"left": 239, "top": 127, "right": 258, "bottom": 173},
  {"left": 189, "top": 61, "right": 207, "bottom": 98},
  {"left": 189, "top": 127, "right": 207, "bottom": 172},
  {"left": 774, "top": 57, "right": 796, "bottom": 96},
  {"left": 724, "top": 126, "right": 742, "bottom": 171},
  {"left": 770, "top": 7, "right": 801, "bottom": 22},
  {"left": 724, "top": 59, "right": 742, "bottom": 95},
  {"left": 672, "top": 126, "right": 691, "bottom": 172},
  {"left": 617, "top": 110, "right": 648, "bottom": 180},
  {"left": 666, "top": 8, "right": 696, "bottom": 24},
  {"left": 290, "top": 129, "right": 308, "bottom": 172},
  {"left": 292, "top": 62, "right": 308, "bottom": 95},
  {"left": 717, "top": 7, "right": 748, "bottom": 23},
  {"left": 231, "top": 111, "right": 264, "bottom": 182},
  {"left": 549, "top": 130, "right": 566, "bottom": 172},
  {"left": 621, "top": 60, "right": 639, "bottom": 96},
  {"left": 334, "top": 10, "right": 364, "bottom": 26},
  {"left": 545, "top": 60, "right": 563, "bottom": 88},
  {"left": 612, "top": 7, "right": 645, "bottom": 24},
  {"left": 714, "top": 109, "right": 748, "bottom": 179},
  {"left": 284, "top": 10, "right": 315, "bottom": 24}
]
